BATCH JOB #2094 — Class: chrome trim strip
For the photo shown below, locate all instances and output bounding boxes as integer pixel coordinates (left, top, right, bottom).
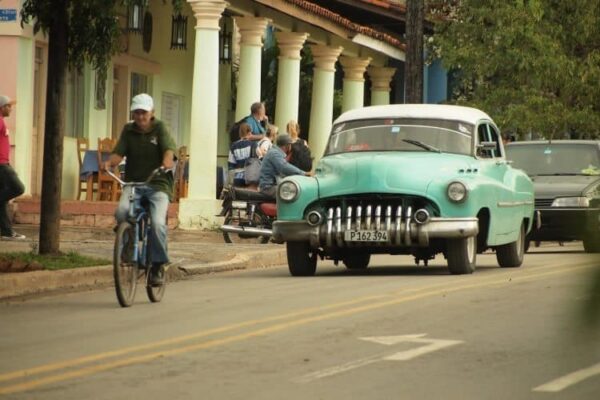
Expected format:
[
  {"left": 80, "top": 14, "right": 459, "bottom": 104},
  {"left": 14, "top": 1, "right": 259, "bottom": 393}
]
[
  {"left": 404, "top": 206, "right": 412, "bottom": 245},
  {"left": 346, "top": 206, "right": 352, "bottom": 231},
  {"left": 326, "top": 208, "right": 334, "bottom": 247},
  {"left": 375, "top": 205, "right": 381, "bottom": 231},
  {"left": 356, "top": 206, "right": 362, "bottom": 230},
  {"left": 335, "top": 207, "right": 343, "bottom": 247},
  {"left": 395, "top": 206, "right": 402, "bottom": 245},
  {"left": 497, "top": 200, "right": 534, "bottom": 207},
  {"left": 366, "top": 205, "right": 372, "bottom": 230},
  {"left": 385, "top": 205, "right": 392, "bottom": 238}
]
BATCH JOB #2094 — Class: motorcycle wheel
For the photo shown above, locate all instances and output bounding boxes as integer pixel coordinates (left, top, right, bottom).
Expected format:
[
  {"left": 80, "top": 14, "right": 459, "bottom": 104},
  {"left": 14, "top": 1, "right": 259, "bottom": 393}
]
[{"left": 222, "top": 209, "right": 270, "bottom": 244}]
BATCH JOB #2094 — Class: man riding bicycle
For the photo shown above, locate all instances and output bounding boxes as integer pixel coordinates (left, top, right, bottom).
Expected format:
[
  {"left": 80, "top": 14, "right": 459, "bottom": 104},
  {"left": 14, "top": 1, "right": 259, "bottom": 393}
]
[{"left": 104, "top": 93, "right": 176, "bottom": 286}]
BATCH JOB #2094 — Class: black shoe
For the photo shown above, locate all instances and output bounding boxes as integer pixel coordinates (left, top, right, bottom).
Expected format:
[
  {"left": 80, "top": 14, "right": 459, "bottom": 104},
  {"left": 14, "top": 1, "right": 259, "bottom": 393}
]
[{"left": 149, "top": 263, "right": 165, "bottom": 286}]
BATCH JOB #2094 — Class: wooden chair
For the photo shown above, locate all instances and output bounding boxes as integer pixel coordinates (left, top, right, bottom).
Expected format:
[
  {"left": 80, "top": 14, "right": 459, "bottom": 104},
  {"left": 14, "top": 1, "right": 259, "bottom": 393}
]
[
  {"left": 96, "top": 137, "right": 119, "bottom": 201},
  {"left": 173, "top": 146, "right": 189, "bottom": 201},
  {"left": 76, "top": 138, "right": 97, "bottom": 201}
]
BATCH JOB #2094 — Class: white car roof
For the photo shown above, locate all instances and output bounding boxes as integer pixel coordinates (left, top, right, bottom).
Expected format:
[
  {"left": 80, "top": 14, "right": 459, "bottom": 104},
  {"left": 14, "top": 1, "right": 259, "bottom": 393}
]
[{"left": 334, "top": 104, "right": 493, "bottom": 126}]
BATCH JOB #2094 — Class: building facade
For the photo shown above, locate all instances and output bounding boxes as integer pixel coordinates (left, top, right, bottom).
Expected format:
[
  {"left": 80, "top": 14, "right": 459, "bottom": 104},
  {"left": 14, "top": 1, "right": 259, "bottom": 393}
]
[{"left": 0, "top": 0, "right": 448, "bottom": 227}]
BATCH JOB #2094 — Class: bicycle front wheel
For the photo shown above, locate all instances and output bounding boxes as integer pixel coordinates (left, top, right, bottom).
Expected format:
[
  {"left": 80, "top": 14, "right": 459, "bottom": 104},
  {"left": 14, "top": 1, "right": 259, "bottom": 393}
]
[
  {"left": 114, "top": 222, "right": 139, "bottom": 307},
  {"left": 146, "top": 264, "right": 166, "bottom": 303}
]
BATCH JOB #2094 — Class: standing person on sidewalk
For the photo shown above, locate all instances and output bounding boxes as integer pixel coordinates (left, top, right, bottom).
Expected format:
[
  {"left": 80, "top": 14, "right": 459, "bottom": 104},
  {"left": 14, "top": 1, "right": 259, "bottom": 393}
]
[
  {"left": 104, "top": 93, "right": 176, "bottom": 286},
  {"left": 0, "top": 95, "right": 26, "bottom": 241}
]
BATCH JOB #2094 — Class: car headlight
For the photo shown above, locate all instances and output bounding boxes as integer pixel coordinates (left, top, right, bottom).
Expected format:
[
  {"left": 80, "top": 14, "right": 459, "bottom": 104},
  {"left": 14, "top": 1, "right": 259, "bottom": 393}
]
[
  {"left": 447, "top": 181, "right": 468, "bottom": 203},
  {"left": 278, "top": 181, "right": 299, "bottom": 202},
  {"left": 551, "top": 197, "right": 590, "bottom": 207}
]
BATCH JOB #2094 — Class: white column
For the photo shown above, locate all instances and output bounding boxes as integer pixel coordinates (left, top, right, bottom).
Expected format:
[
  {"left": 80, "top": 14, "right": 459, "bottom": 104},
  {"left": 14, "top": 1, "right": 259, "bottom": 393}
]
[
  {"left": 233, "top": 16, "right": 270, "bottom": 121},
  {"left": 339, "top": 56, "right": 371, "bottom": 113},
  {"left": 368, "top": 66, "right": 397, "bottom": 106},
  {"left": 274, "top": 31, "right": 308, "bottom": 129},
  {"left": 308, "top": 45, "right": 343, "bottom": 166},
  {"left": 180, "top": 0, "right": 227, "bottom": 229}
]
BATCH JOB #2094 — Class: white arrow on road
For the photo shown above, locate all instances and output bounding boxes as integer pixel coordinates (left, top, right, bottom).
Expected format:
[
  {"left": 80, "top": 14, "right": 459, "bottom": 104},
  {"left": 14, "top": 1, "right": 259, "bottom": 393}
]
[
  {"left": 297, "top": 334, "right": 463, "bottom": 383},
  {"left": 360, "top": 334, "right": 463, "bottom": 361}
]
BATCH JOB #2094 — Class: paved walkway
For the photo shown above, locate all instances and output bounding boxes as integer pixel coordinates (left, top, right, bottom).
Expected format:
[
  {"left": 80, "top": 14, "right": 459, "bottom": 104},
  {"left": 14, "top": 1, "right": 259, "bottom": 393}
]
[{"left": 0, "top": 225, "right": 287, "bottom": 299}]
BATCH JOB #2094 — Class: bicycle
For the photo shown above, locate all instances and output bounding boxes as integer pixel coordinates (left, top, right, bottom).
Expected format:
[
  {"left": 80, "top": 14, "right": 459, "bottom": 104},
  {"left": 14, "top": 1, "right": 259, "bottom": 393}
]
[{"left": 106, "top": 167, "right": 168, "bottom": 307}]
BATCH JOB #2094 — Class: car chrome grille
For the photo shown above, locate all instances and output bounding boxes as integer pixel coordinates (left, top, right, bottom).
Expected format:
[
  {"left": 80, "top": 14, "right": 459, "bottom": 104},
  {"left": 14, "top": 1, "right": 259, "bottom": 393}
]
[
  {"left": 312, "top": 195, "right": 439, "bottom": 248},
  {"left": 535, "top": 198, "right": 554, "bottom": 208}
]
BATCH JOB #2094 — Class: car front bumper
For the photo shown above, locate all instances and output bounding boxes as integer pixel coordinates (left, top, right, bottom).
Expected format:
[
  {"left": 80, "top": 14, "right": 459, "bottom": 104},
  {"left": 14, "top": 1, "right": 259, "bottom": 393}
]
[
  {"left": 529, "top": 207, "right": 600, "bottom": 241},
  {"left": 273, "top": 217, "right": 479, "bottom": 249}
]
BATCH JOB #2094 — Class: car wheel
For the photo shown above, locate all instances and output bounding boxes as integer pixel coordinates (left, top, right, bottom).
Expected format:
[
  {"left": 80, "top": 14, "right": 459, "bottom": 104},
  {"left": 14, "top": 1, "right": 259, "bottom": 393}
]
[
  {"left": 447, "top": 236, "right": 477, "bottom": 275},
  {"left": 343, "top": 253, "right": 370, "bottom": 269},
  {"left": 583, "top": 233, "right": 600, "bottom": 253},
  {"left": 287, "top": 241, "right": 317, "bottom": 276},
  {"left": 524, "top": 236, "right": 531, "bottom": 253},
  {"left": 496, "top": 223, "right": 525, "bottom": 268}
]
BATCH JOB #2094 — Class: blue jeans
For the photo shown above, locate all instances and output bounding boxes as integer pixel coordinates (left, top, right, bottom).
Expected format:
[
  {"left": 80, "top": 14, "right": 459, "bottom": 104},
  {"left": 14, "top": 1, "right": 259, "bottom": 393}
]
[
  {"left": 0, "top": 164, "right": 25, "bottom": 236},
  {"left": 115, "top": 186, "right": 170, "bottom": 265}
]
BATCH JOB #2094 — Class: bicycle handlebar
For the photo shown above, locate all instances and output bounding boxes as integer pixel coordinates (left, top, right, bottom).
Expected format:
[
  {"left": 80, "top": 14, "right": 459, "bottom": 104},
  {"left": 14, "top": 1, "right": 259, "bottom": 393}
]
[{"left": 105, "top": 167, "right": 165, "bottom": 187}]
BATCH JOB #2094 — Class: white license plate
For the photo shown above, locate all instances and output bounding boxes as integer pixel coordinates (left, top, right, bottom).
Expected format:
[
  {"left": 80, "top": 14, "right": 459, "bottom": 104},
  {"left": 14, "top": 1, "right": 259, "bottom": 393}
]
[{"left": 344, "top": 230, "right": 389, "bottom": 242}]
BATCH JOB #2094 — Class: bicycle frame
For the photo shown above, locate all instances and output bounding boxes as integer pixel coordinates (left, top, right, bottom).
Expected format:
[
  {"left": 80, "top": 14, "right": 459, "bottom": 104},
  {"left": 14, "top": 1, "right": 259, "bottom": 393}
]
[{"left": 107, "top": 168, "right": 163, "bottom": 269}]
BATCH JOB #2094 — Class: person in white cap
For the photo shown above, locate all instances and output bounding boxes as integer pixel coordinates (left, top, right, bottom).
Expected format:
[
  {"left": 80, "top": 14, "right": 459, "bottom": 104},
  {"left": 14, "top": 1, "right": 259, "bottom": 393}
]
[
  {"left": 104, "top": 93, "right": 176, "bottom": 286},
  {"left": 0, "top": 95, "right": 26, "bottom": 240}
]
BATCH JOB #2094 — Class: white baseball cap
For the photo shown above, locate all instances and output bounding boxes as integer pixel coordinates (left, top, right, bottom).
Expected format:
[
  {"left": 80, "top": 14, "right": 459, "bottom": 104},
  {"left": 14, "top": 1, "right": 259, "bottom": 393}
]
[
  {"left": 0, "top": 95, "right": 16, "bottom": 108},
  {"left": 130, "top": 93, "right": 154, "bottom": 112}
]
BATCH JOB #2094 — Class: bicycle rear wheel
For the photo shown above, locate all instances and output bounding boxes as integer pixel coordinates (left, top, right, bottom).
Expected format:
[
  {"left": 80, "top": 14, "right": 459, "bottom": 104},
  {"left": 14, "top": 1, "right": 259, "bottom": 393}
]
[
  {"left": 114, "top": 222, "right": 139, "bottom": 307},
  {"left": 146, "top": 264, "right": 166, "bottom": 303}
]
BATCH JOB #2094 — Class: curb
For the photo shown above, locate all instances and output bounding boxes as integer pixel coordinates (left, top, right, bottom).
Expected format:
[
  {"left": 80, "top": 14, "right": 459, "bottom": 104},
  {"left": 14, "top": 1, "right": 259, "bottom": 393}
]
[{"left": 0, "top": 248, "right": 287, "bottom": 300}]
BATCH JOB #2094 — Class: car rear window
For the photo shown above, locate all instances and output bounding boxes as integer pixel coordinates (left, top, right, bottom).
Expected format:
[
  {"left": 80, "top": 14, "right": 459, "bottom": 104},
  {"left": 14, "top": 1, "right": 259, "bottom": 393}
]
[
  {"left": 505, "top": 143, "right": 600, "bottom": 176},
  {"left": 325, "top": 118, "right": 473, "bottom": 156}
]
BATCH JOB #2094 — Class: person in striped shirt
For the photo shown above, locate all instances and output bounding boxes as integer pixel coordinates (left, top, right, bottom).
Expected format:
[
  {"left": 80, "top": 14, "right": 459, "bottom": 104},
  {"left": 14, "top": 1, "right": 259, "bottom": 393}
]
[{"left": 228, "top": 123, "right": 257, "bottom": 186}]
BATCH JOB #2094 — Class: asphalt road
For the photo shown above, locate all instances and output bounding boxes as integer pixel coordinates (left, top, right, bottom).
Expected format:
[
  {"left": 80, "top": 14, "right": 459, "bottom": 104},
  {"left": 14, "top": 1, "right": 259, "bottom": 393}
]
[{"left": 1, "top": 243, "right": 599, "bottom": 399}]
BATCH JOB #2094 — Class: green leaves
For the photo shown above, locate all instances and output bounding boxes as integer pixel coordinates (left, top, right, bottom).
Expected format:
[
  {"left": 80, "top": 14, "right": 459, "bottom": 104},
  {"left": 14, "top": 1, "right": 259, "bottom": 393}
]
[
  {"left": 21, "top": 0, "right": 121, "bottom": 77},
  {"left": 430, "top": 0, "right": 600, "bottom": 138}
]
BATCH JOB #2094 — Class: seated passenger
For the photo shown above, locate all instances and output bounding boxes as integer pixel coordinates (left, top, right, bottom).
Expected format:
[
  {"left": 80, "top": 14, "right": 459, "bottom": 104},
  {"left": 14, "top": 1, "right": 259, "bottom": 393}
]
[
  {"left": 228, "top": 123, "right": 257, "bottom": 186},
  {"left": 256, "top": 124, "right": 278, "bottom": 159},
  {"left": 258, "top": 134, "right": 312, "bottom": 198}
]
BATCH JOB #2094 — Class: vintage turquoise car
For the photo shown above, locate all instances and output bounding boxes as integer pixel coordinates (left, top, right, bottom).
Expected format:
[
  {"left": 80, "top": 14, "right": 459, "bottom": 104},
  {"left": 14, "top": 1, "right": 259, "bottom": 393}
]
[{"left": 272, "top": 104, "right": 535, "bottom": 276}]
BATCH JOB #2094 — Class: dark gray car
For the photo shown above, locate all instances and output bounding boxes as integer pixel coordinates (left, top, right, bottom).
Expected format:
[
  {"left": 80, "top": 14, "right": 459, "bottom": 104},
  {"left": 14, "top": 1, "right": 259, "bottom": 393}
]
[{"left": 505, "top": 140, "right": 600, "bottom": 252}]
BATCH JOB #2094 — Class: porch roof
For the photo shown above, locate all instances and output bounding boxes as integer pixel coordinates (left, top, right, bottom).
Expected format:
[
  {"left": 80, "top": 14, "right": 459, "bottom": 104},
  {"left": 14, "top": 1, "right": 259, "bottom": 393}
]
[{"left": 281, "top": 0, "right": 406, "bottom": 51}]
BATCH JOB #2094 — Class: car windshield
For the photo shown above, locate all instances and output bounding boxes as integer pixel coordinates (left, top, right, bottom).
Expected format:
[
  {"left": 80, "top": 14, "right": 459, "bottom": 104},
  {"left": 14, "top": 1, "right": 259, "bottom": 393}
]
[
  {"left": 506, "top": 143, "right": 600, "bottom": 176},
  {"left": 325, "top": 118, "right": 473, "bottom": 156}
]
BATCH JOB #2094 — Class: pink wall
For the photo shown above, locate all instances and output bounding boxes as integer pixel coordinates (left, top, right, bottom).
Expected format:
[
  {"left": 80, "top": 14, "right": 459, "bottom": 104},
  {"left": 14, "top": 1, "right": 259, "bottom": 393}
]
[
  {"left": 0, "top": 36, "right": 19, "bottom": 162},
  {"left": 0, "top": 37, "right": 18, "bottom": 127}
]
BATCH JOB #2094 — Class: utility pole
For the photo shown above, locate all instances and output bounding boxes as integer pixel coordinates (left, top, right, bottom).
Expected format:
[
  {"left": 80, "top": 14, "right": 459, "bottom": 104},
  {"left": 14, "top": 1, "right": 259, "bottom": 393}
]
[{"left": 405, "top": 0, "right": 424, "bottom": 103}]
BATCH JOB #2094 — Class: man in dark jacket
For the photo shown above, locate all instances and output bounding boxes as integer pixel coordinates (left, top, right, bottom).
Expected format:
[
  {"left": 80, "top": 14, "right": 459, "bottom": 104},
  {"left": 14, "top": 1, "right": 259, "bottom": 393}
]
[{"left": 259, "top": 134, "right": 312, "bottom": 198}]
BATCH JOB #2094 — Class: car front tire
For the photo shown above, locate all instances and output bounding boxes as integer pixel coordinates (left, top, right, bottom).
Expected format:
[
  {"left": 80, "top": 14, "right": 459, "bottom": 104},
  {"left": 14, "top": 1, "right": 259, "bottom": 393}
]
[
  {"left": 583, "top": 233, "right": 600, "bottom": 253},
  {"left": 496, "top": 223, "right": 525, "bottom": 268},
  {"left": 447, "top": 236, "right": 477, "bottom": 275},
  {"left": 287, "top": 241, "right": 317, "bottom": 276}
]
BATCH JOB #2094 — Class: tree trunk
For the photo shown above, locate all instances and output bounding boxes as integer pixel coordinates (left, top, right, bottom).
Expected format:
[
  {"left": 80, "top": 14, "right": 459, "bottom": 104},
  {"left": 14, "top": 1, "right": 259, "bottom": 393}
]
[
  {"left": 39, "top": 1, "right": 68, "bottom": 255},
  {"left": 405, "top": 0, "right": 424, "bottom": 104}
]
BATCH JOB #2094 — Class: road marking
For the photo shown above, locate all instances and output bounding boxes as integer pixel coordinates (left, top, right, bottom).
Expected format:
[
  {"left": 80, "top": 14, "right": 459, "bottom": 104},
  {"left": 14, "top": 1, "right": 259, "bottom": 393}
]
[
  {"left": 299, "top": 334, "right": 463, "bottom": 382},
  {"left": 361, "top": 334, "right": 463, "bottom": 361},
  {"left": 533, "top": 362, "right": 600, "bottom": 392},
  {"left": 297, "top": 353, "right": 385, "bottom": 383},
  {"left": 0, "top": 293, "right": 387, "bottom": 383},
  {"left": 0, "top": 261, "right": 595, "bottom": 395}
]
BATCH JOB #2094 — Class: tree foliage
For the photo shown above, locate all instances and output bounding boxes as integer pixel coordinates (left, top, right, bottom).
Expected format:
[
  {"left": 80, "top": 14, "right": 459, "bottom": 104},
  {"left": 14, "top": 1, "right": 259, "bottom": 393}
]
[
  {"left": 20, "top": 0, "right": 124, "bottom": 82},
  {"left": 429, "top": 0, "right": 600, "bottom": 139}
]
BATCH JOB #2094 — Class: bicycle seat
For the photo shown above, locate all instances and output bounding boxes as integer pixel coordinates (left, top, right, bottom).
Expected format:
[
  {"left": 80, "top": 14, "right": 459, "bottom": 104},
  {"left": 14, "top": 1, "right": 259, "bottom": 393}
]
[{"left": 233, "top": 187, "right": 274, "bottom": 201}]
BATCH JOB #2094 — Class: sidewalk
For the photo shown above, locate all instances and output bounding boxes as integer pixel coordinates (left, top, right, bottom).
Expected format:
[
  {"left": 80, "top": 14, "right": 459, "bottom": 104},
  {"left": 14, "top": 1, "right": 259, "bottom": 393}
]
[{"left": 0, "top": 225, "right": 287, "bottom": 299}]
